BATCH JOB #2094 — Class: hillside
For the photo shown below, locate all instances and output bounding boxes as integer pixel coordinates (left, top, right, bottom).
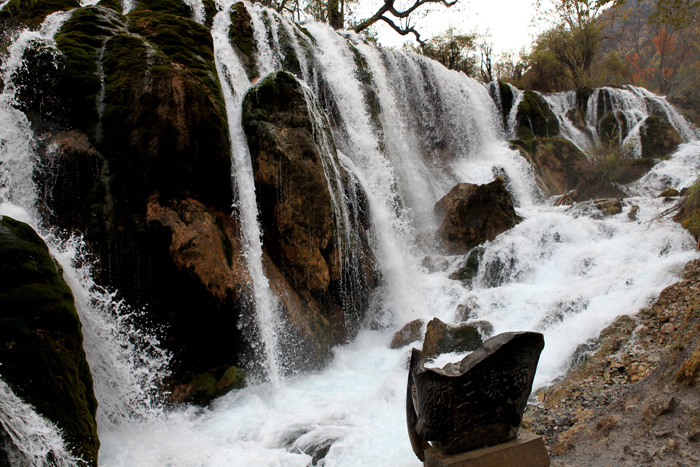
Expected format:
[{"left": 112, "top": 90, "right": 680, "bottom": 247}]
[{"left": 526, "top": 258, "right": 700, "bottom": 466}]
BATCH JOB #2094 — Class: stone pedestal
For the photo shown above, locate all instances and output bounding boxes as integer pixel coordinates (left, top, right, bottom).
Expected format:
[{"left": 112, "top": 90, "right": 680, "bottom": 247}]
[{"left": 424, "top": 430, "right": 550, "bottom": 467}]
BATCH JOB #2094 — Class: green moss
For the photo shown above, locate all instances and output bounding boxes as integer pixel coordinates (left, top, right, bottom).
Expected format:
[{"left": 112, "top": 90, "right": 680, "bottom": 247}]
[
  {"left": 516, "top": 126, "right": 535, "bottom": 141},
  {"left": 216, "top": 365, "right": 245, "bottom": 394},
  {"left": 202, "top": 0, "right": 217, "bottom": 26},
  {"left": 134, "top": 0, "right": 191, "bottom": 16},
  {"left": 229, "top": 2, "right": 258, "bottom": 80},
  {"left": 276, "top": 19, "right": 305, "bottom": 78},
  {"left": 0, "top": 216, "right": 99, "bottom": 466},
  {"left": 98, "top": 0, "right": 122, "bottom": 12},
  {"left": 127, "top": 9, "right": 225, "bottom": 115},
  {"left": 100, "top": 33, "right": 150, "bottom": 149},
  {"left": 517, "top": 91, "right": 559, "bottom": 138},
  {"left": 0, "top": 0, "right": 79, "bottom": 28},
  {"left": 497, "top": 80, "right": 514, "bottom": 119},
  {"left": 640, "top": 115, "right": 682, "bottom": 159},
  {"left": 53, "top": 7, "right": 121, "bottom": 136},
  {"left": 348, "top": 42, "right": 382, "bottom": 134}
]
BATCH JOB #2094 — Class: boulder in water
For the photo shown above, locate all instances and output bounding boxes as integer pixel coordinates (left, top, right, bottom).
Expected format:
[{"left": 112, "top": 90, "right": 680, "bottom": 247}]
[
  {"left": 407, "top": 331, "right": 545, "bottom": 460},
  {"left": 515, "top": 91, "right": 560, "bottom": 138},
  {"left": 391, "top": 319, "right": 425, "bottom": 349},
  {"left": 422, "top": 317, "right": 483, "bottom": 359},
  {"left": 0, "top": 216, "right": 99, "bottom": 465},
  {"left": 640, "top": 115, "right": 682, "bottom": 159},
  {"left": 435, "top": 179, "right": 521, "bottom": 255}
]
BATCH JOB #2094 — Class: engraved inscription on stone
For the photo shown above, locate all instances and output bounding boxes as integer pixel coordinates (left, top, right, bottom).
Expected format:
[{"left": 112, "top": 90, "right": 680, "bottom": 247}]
[{"left": 406, "top": 331, "right": 545, "bottom": 461}]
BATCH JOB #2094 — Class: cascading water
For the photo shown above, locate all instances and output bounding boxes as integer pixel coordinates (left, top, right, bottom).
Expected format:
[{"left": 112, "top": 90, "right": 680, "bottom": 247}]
[
  {"left": 3, "top": 2, "right": 700, "bottom": 465},
  {"left": 541, "top": 85, "right": 698, "bottom": 157},
  {"left": 212, "top": 0, "right": 284, "bottom": 382},
  {"left": 0, "top": 379, "right": 85, "bottom": 467},
  {"left": 0, "top": 9, "right": 171, "bottom": 465}
]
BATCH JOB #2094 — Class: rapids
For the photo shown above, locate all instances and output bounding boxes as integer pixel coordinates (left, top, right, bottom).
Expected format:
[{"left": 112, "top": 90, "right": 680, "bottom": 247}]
[{"left": 1, "top": 2, "right": 699, "bottom": 466}]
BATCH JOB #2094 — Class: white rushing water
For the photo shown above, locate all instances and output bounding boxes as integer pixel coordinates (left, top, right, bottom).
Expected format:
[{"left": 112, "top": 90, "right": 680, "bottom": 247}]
[{"left": 2, "top": 2, "right": 700, "bottom": 466}]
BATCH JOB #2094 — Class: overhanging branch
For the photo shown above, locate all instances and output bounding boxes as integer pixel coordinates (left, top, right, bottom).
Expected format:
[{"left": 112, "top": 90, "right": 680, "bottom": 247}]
[{"left": 354, "top": 0, "right": 458, "bottom": 45}]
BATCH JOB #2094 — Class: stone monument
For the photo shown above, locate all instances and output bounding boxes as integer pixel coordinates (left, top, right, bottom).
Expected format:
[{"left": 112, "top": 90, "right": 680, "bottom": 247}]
[{"left": 406, "top": 331, "right": 549, "bottom": 466}]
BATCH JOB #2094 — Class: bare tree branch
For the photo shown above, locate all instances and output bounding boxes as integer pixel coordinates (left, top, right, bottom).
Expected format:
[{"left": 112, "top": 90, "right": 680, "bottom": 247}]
[{"left": 354, "top": 0, "right": 457, "bottom": 44}]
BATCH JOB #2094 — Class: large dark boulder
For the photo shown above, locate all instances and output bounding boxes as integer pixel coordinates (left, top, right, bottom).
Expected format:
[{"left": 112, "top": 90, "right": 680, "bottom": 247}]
[
  {"left": 640, "top": 115, "right": 682, "bottom": 159},
  {"left": 407, "top": 331, "right": 545, "bottom": 461},
  {"left": 512, "top": 138, "right": 588, "bottom": 197},
  {"left": 242, "top": 70, "right": 379, "bottom": 358},
  {"left": 435, "top": 179, "right": 521, "bottom": 255},
  {"left": 515, "top": 91, "right": 559, "bottom": 139},
  {"left": 0, "top": 217, "right": 99, "bottom": 465}
]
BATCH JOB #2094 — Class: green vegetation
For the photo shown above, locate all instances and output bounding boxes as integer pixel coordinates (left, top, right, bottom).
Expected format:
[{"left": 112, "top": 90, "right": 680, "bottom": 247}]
[{"left": 0, "top": 0, "right": 79, "bottom": 27}]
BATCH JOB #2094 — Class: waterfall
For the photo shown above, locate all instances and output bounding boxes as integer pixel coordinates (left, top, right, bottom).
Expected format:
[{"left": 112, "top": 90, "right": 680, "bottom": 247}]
[
  {"left": 182, "top": 0, "right": 206, "bottom": 24},
  {"left": 538, "top": 85, "right": 699, "bottom": 158},
  {"left": 0, "top": 8, "right": 170, "bottom": 459},
  {"left": 2, "top": 2, "right": 700, "bottom": 465},
  {"left": 542, "top": 90, "right": 594, "bottom": 152},
  {"left": 505, "top": 83, "right": 524, "bottom": 140},
  {"left": 212, "top": 0, "right": 284, "bottom": 382},
  {"left": 0, "top": 380, "right": 85, "bottom": 467}
]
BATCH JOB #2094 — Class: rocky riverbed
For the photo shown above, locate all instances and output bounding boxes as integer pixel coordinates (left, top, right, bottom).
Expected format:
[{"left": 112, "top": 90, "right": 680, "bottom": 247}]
[{"left": 524, "top": 259, "right": 700, "bottom": 466}]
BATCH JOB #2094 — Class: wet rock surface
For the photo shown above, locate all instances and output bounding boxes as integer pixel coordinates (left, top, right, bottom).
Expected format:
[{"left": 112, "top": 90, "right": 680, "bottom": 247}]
[
  {"left": 0, "top": 217, "right": 99, "bottom": 465},
  {"left": 408, "top": 332, "right": 545, "bottom": 460},
  {"left": 435, "top": 179, "right": 521, "bottom": 255},
  {"left": 525, "top": 259, "right": 700, "bottom": 467},
  {"left": 421, "top": 317, "right": 483, "bottom": 358},
  {"left": 391, "top": 319, "right": 424, "bottom": 349}
]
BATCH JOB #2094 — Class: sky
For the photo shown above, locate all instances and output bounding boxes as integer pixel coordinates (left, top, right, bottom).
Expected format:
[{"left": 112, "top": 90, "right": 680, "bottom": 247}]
[{"left": 355, "top": 0, "right": 554, "bottom": 57}]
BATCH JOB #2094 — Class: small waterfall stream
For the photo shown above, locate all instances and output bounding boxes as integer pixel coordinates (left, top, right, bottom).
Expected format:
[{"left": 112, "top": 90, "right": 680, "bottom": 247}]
[{"left": 2, "top": 2, "right": 700, "bottom": 466}]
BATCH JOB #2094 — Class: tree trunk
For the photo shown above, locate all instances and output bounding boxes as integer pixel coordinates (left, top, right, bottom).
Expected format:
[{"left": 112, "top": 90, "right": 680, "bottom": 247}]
[{"left": 328, "top": 0, "right": 343, "bottom": 29}]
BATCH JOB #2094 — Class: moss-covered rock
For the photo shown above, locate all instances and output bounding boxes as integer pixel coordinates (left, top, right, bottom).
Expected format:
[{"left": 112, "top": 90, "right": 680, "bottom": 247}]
[
  {"left": 134, "top": 0, "right": 191, "bottom": 16},
  {"left": 512, "top": 137, "right": 588, "bottom": 197},
  {"left": 127, "top": 7, "right": 225, "bottom": 118},
  {"left": 492, "top": 81, "right": 514, "bottom": 131},
  {"left": 598, "top": 110, "right": 628, "bottom": 147},
  {"left": 516, "top": 90, "right": 559, "bottom": 138},
  {"left": 435, "top": 179, "right": 521, "bottom": 255},
  {"left": 421, "top": 317, "right": 483, "bottom": 359},
  {"left": 0, "top": 0, "right": 78, "bottom": 28},
  {"left": 0, "top": 216, "right": 99, "bottom": 465},
  {"left": 228, "top": 2, "right": 258, "bottom": 80},
  {"left": 640, "top": 115, "right": 682, "bottom": 159}
]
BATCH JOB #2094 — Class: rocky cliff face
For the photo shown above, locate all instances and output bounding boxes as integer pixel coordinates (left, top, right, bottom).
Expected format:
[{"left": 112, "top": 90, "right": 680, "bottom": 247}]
[{"left": 2, "top": 0, "right": 380, "bottom": 388}]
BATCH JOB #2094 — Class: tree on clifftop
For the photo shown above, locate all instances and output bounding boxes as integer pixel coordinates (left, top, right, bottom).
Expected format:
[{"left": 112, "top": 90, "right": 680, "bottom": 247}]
[{"left": 534, "top": 0, "right": 626, "bottom": 87}]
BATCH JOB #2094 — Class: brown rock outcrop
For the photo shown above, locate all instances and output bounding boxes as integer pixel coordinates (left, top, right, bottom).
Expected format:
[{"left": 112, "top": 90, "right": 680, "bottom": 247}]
[
  {"left": 435, "top": 179, "right": 521, "bottom": 255},
  {"left": 242, "top": 71, "right": 379, "bottom": 356},
  {"left": 145, "top": 195, "right": 254, "bottom": 376}
]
